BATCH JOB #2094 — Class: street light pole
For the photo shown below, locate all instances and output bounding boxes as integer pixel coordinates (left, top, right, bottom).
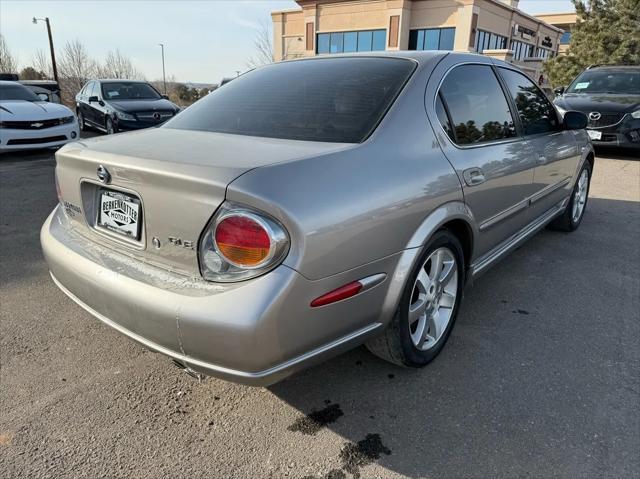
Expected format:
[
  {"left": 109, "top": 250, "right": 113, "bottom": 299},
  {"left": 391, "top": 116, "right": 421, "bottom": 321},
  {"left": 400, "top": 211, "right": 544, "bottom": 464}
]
[
  {"left": 33, "top": 17, "right": 59, "bottom": 84},
  {"left": 158, "top": 43, "right": 166, "bottom": 94}
]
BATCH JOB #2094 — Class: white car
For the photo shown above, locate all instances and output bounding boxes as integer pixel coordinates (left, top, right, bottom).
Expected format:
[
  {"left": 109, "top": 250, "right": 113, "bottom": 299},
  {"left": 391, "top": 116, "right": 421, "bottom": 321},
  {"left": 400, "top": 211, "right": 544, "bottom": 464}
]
[{"left": 0, "top": 81, "right": 79, "bottom": 152}]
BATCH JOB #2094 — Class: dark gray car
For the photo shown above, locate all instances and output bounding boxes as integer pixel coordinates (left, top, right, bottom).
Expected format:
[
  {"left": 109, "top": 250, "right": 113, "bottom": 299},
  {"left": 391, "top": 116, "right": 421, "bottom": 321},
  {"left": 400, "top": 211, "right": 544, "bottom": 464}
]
[{"left": 41, "top": 52, "right": 593, "bottom": 385}]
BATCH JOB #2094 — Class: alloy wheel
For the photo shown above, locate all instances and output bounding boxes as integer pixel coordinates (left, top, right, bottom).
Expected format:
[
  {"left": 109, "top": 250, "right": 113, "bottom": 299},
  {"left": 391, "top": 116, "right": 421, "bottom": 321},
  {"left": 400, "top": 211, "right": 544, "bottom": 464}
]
[
  {"left": 572, "top": 169, "right": 589, "bottom": 223},
  {"left": 408, "top": 247, "right": 458, "bottom": 351}
]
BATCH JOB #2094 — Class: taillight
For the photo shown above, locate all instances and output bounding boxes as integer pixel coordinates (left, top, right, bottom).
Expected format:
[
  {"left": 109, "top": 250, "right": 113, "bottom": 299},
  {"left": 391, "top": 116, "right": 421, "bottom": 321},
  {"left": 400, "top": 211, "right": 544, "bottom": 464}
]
[
  {"left": 199, "top": 204, "right": 289, "bottom": 282},
  {"left": 214, "top": 215, "right": 272, "bottom": 268}
]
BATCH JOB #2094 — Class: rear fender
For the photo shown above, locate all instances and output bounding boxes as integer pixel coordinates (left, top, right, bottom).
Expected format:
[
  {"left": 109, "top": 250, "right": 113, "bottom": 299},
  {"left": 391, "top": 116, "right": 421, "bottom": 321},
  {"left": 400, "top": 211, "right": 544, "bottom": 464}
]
[{"left": 379, "top": 201, "right": 477, "bottom": 325}]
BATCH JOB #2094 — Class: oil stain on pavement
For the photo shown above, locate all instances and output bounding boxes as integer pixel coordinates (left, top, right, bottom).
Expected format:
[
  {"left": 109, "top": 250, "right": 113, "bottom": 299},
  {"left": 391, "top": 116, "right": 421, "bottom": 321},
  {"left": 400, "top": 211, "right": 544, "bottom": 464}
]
[{"left": 288, "top": 403, "right": 344, "bottom": 435}]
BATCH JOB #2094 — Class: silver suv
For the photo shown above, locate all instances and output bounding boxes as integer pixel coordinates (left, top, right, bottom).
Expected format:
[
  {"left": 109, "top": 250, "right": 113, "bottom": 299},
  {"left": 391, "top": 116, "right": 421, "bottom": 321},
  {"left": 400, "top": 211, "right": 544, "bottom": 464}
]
[{"left": 41, "top": 52, "right": 593, "bottom": 385}]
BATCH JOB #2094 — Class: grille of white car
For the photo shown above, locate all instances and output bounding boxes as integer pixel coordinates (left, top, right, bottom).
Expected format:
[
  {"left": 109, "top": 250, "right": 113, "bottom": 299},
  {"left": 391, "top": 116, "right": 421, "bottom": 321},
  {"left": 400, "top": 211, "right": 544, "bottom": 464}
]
[{"left": 1, "top": 117, "right": 74, "bottom": 129}]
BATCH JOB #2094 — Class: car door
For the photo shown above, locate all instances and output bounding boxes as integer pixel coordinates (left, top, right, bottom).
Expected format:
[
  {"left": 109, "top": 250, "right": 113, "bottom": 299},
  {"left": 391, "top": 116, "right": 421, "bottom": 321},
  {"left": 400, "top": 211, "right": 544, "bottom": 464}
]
[
  {"left": 87, "top": 81, "right": 104, "bottom": 127},
  {"left": 426, "top": 58, "right": 538, "bottom": 258},
  {"left": 497, "top": 66, "right": 581, "bottom": 215},
  {"left": 79, "top": 81, "right": 93, "bottom": 123}
]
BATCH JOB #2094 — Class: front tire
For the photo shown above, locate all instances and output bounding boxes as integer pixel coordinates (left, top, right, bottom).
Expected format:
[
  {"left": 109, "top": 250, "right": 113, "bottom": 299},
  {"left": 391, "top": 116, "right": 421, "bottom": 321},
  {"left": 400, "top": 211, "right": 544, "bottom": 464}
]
[
  {"left": 77, "top": 111, "right": 86, "bottom": 132},
  {"left": 549, "top": 161, "right": 592, "bottom": 232},
  {"left": 366, "top": 229, "right": 465, "bottom": 367},
  {"left": 105, "top": 117, "right": 115, "bottom": 135}
]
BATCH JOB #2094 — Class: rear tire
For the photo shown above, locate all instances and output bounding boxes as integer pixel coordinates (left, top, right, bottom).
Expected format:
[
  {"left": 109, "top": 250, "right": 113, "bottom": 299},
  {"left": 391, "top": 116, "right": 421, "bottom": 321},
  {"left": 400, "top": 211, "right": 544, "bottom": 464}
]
[
  {"left": 549, "top": 160, "right": 592, "bottom": 232},
  {"left": 366, "top": 229, "right": 465, "bottom": 367}
]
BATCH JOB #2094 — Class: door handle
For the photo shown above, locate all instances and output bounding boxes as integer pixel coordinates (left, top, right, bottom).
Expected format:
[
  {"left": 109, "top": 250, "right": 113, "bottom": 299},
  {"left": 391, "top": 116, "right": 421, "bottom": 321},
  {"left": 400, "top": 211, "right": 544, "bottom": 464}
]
[
  {"left": 463, "top": 168, "right": 486, "bottom": 186},
  {"left": 537, "top": 155, "right": 547, "bottom": 164}
]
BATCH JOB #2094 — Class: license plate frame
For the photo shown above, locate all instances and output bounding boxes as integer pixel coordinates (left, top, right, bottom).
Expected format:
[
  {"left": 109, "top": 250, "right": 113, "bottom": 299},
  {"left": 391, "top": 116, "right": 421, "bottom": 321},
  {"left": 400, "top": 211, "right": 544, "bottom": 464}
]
[
  {"left": 587, "top": 129, "right": 602, "bottom": 141},
  {"left": 97, "top": 188, "right": 142, "bottom": 240}
]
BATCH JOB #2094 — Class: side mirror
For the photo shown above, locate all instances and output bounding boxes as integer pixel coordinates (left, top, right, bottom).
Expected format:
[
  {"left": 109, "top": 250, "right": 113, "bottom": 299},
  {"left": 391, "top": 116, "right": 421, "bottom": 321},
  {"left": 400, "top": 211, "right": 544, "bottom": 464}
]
[
  {"left": 554, "top": 86, "right": 565, "bottom": 96},
  {"left": 161, "top": 94, "right": 169, "bottom": 100},
  {"left": 563, "top": 111, "right": 588, "bottom": 130},
  {"left": 88, "top": 95, "right": 99, "bottom": 103}
]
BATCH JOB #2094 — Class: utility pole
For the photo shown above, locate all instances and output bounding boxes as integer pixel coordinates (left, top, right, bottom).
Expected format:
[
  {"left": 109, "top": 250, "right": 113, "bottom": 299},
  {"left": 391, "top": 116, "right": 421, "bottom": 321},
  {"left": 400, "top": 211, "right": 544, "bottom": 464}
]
[
  {"left": 33, "top": 17, "right": 59, "bottom": 84},
  {"left": 158, "top": 43, "right": 166, "bottom": 94}
]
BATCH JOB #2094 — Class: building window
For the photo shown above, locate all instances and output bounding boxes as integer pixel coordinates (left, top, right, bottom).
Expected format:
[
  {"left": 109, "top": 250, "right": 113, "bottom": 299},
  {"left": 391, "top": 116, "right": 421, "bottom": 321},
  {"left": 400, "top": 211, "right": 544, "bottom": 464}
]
[
  {"left": 317, "top": 30, "right": 386, "bottom": 54},
  {"left": 560, "top": 31, "right": 571, "bottom": 45},
  {"left": 409, "top": 28, "right": 456, "bottom": 51},
  {"left": 511, "top": 40, "right": 535, "bottom": 61},
  {"left": 474, "top": 30, "right": 508, "bottom": 53},
  {"left": 535, "top": 47, "right": 553, "bottom": 60}
]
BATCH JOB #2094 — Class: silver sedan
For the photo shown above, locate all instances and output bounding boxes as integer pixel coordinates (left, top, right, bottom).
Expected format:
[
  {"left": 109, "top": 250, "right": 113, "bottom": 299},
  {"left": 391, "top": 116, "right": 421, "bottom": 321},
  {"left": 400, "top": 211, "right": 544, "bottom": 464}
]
[{"left": 41, "top": 52, "right": 593, "bottom": 385}]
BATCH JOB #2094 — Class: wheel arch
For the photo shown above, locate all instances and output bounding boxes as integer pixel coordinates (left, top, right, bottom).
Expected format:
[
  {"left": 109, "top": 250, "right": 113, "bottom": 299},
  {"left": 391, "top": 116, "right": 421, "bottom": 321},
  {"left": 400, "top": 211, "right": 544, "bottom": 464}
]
[{"left": 380, "top": 202, "right": 478, "bottom": 325}]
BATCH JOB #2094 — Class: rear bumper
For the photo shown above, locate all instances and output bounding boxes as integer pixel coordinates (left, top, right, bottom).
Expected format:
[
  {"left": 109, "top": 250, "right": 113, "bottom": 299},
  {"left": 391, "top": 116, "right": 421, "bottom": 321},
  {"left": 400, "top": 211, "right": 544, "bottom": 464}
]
[
  {"left": 41, "top": 206, "right": 399, "bottom": 385},
  {"left": 0, "top": 122, "right": 79, "bottom": 152}
]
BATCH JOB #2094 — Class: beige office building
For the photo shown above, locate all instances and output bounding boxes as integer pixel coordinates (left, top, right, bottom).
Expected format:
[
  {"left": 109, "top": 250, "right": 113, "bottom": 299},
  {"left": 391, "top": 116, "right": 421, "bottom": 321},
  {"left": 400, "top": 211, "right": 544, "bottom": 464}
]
[
  {"left": 534, "top": 12, "right": 577, "bottom": 54},
  {"left": 272, "top": 0, "right": 564, "bottom": 81}
]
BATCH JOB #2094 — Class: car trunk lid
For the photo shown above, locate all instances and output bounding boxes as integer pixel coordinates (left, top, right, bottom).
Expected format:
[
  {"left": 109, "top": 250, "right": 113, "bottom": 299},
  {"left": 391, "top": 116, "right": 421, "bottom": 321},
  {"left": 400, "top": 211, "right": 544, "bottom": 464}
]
[{"left": 55, "top": 127, "right": 351, "bottom": 276}]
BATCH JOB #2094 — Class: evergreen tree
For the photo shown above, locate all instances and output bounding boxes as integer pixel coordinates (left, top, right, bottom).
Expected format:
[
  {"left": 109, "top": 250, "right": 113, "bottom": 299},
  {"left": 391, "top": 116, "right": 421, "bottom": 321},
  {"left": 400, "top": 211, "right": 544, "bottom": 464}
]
[{"left": 544, "top": 0, "right": 640, "bottom": 87}]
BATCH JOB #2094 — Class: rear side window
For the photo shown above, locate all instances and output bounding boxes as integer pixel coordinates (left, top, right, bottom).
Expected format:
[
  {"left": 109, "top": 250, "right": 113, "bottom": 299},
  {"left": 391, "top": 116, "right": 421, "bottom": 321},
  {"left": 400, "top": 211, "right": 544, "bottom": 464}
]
[
  {"left": 438, "top": 64, "right": 516, "bottom": 145},
  {"left": 164, "top": 57, "right": 416, "bottom": 143},
  {"left": 498, "top": 67, "right": 560, "bottom": 135}
]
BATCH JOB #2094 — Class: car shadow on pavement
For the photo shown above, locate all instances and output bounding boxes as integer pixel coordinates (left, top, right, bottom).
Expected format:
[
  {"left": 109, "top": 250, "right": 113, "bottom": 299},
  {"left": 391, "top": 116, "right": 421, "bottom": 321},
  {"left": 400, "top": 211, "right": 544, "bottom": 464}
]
[
  {"left": 594, "top": 146, "right": 639, "bottom": 161},
  {"left": 268, "top": 197, "right": 640, "bottom": 479}
]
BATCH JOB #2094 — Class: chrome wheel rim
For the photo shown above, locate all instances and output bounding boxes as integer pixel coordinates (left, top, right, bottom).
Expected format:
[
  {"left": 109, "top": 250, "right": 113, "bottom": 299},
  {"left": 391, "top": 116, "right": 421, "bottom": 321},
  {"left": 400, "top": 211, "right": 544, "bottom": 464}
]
[
  {"left": 78, "top": 113, "right": 84, "bottom": 129},
  {"left": 408, "top": 247, "right": 458, "bottom": 351},
  {"left": 106, "top": 120, "right": 114, "bottom": 135},
  {"left": 572, "top": 169, "right": 589, "bottom": 222}
]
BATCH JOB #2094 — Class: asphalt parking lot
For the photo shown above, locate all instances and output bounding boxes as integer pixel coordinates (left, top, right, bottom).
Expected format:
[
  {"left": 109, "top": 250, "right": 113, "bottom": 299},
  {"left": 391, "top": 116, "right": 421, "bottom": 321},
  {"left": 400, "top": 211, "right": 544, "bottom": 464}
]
[{"left": 1, "top": 137, "right": 638, "bottom": 479}]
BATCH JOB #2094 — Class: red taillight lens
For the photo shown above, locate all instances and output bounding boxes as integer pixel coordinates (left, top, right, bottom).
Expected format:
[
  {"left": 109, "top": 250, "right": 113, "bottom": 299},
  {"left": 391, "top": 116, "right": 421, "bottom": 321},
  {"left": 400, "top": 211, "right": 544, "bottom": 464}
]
[{"left": 214, "top": 215, "right": 272, "bottom": 267}]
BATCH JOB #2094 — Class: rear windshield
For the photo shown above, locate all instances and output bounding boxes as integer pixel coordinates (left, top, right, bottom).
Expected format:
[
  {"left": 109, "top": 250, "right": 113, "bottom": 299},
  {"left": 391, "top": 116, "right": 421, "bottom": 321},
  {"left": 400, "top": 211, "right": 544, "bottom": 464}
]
[{"left": 164, "top": 57, "right": 416, "bottom": 143}]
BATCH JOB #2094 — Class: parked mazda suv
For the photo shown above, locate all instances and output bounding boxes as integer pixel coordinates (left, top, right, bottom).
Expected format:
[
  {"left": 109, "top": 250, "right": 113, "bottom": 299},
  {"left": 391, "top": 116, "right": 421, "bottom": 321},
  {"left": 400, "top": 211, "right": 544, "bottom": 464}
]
[
  {"left": 76, "top": 79, "right": 180, "bottom": 134},
  {"left": 554, "top": 65, "right": 640, "bottom": 150},
  {"left": 42, "top": 53, "right": 593, "bottom": 386}
]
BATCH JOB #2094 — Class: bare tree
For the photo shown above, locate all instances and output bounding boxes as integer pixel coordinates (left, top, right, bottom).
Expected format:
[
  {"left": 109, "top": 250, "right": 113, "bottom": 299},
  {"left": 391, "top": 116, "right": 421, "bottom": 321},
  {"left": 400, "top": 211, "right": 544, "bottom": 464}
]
[
  {"left": 32, "top": 49, "right": 53, "bottom": 78},
  {"left": 0, "top": 34, "right": 18, "bottom": 73},
  {"left": 97, "top": 49, "right": 144, "bottom": 80},
  {"left": 58, "top": 39, "right": 96, "bottom": 102},
  {"left": 247, "top": 21, "right": 274, "bottom": 68}
]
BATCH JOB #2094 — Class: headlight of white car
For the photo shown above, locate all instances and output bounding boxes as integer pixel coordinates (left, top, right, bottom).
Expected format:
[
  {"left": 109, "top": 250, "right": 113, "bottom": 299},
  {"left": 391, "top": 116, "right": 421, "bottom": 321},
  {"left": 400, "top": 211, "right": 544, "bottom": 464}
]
[
  {"left": 631, "top": 109, "right": 640, "bottom": 119},
  {"left": 115, "top": 111, "right": 136, "bottom": 121}
]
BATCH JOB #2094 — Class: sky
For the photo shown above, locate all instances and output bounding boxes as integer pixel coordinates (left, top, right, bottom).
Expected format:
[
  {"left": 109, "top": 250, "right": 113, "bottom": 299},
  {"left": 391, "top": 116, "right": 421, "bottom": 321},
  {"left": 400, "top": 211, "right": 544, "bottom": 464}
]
[{"left": 1, "top": 0, "right": 575, "bottom": 84}]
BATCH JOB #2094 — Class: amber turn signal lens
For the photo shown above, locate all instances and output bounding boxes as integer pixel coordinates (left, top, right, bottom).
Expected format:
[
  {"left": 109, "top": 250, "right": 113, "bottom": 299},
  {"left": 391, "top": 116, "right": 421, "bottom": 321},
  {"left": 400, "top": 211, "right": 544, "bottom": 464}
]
[{"left": 214, "top": 215, "right": 272, "bottom": 267}]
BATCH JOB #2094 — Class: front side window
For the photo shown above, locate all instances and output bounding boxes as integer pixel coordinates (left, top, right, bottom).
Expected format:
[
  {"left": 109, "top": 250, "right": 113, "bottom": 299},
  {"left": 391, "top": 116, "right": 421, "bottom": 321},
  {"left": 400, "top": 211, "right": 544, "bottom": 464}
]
[
  {"left": 438, "top": 64, "right": 516, "bottom": 145},
  {"left": 499, "top": 67, "right": 560, "bottom": 136},
  {"left": 165, "top": 57, "right": 415, "bottom": 143},
  {"left": 317, "top": 30, "right": 386, "bottom": 54},
  {"left": 101, "top": 82, "right": 161, "bottom": 100},
  {"left": 409, "top": 28, "right": 456, "bottom": 51}
]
